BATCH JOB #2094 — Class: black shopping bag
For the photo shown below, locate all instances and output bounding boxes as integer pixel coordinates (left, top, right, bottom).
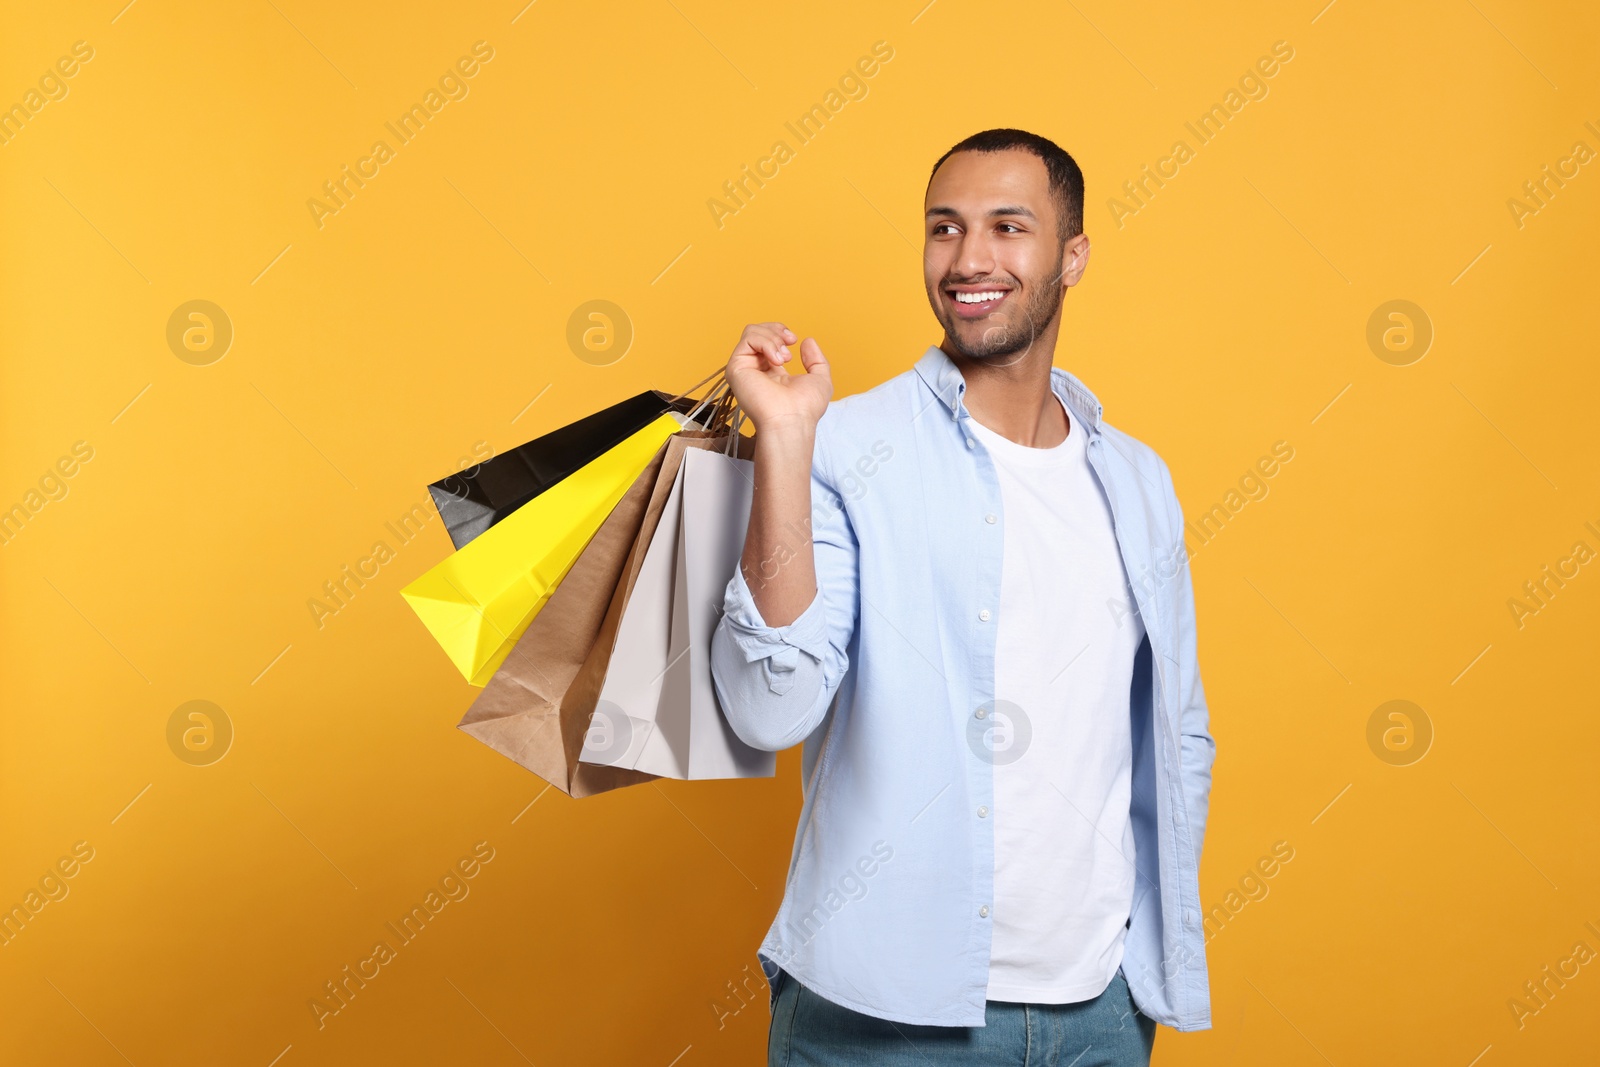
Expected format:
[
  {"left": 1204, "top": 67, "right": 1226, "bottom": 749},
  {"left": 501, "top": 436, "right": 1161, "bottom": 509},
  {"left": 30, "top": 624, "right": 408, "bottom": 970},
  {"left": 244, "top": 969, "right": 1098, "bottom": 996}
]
[{"left": 428, "top": 390, "right": 700, "bottom": 550}]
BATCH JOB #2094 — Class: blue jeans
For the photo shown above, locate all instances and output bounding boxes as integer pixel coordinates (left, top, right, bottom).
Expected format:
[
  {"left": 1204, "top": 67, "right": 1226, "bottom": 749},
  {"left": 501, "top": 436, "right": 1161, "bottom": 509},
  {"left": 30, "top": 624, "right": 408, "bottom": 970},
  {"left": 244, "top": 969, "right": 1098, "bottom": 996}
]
[{"left": 767, "top": 967, "right": 1156, "bottom": 1066}]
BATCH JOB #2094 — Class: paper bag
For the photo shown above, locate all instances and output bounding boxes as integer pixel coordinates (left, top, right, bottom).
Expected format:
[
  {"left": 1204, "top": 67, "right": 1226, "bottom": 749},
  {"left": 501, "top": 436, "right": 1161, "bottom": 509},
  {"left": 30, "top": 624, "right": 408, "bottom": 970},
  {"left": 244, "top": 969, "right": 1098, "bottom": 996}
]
[
  {"left": 428, "top": 390, "right": 696, "bottom": 550},
  {"left": 454, "top": 439, "right": 670, "bottom": 798},
  {"left": 580, "top": 444, "right": 775, "bottom": 780},
  {"left": 402, "top": 412, "right": 686, "bottom": 686},
  {"left": 456, "top": 429, "right": 739, "bottom": 796}
]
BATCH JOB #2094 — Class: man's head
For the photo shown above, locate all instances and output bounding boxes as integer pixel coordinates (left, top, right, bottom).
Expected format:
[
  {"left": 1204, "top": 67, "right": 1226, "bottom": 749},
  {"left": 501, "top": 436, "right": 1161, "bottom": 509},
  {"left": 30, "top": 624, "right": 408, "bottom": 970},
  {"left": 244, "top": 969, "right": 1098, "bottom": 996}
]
[{"left": 923, "top": 129, "right": 1089, "bottom": 364}]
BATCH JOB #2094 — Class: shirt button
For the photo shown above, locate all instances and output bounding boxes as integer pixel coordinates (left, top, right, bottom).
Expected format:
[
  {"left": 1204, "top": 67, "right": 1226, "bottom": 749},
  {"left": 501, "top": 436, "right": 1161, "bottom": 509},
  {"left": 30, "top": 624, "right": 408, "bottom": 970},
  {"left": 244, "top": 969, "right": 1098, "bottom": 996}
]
[
  {"left": 979, "top": 609, "right": 991, "bottom": 622},
  {"left": 979, "top": 905, "right": 990, "bottom": 918},
  {"left": 975, "top": 706, "right": 987, "bottom": 719},
  {"left": 965, "top": 437, "right": 976, "bottom": 449},
  {"left": 977, "top": 805, "right": 988, "bottom": 818},
  {"left": 984, "top": 513, "right": 997, "bottom": 524}
]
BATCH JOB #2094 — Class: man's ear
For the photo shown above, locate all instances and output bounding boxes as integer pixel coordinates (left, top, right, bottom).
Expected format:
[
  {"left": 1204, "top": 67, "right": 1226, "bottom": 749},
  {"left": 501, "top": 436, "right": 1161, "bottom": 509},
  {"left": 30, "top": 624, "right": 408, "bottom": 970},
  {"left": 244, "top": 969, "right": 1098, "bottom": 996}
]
[{"left": 1062, "top": 234, "right": 1091, "bottom": 288}]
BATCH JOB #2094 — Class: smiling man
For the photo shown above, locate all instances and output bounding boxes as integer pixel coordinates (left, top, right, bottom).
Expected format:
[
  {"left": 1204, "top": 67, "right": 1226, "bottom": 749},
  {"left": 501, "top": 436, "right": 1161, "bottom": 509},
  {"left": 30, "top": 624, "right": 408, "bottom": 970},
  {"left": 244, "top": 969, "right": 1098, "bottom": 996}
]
[{"left": 710, "top": 128, "right": 1216, "bottom": 1066}]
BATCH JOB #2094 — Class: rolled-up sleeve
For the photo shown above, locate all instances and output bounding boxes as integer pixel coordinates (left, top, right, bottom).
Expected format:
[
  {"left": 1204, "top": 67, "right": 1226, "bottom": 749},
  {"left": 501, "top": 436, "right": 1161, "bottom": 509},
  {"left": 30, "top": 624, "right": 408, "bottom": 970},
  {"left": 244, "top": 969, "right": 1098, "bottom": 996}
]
[{"left": 711, "top": 442, "right": 859, "bottom": 752}]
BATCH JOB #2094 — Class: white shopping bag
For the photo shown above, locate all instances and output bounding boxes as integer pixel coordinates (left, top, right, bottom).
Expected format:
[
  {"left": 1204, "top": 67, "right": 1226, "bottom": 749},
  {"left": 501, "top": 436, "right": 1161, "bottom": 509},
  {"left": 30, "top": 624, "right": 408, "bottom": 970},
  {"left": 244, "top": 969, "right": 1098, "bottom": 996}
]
[{"left": 579, "top": 445, "right": 775, "bottom": 780}]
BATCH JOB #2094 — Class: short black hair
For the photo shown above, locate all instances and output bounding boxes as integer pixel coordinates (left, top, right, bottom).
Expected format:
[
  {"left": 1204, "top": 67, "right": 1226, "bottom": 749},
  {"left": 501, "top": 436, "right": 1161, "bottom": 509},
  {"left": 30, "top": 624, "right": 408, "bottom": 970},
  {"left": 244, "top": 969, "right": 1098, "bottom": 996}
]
[{"left": 927, "top": 128, "right": 1085, "bottom": 242}]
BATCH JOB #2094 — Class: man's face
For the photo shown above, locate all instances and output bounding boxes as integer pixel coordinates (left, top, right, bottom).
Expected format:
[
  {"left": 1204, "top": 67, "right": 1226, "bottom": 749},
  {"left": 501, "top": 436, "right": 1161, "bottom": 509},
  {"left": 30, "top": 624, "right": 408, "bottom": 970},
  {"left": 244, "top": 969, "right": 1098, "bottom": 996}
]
[{"left": 923, "top": 148, "right": 1087, "bottom": 363}]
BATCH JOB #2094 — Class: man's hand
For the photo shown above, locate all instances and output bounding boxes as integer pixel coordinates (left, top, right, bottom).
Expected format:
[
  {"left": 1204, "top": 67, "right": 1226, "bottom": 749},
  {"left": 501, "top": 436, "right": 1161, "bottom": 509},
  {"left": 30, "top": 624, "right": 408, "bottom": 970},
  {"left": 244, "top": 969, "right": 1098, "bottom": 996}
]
[{"left": 725, "top": 322, "right": 832, "bottom": 432}]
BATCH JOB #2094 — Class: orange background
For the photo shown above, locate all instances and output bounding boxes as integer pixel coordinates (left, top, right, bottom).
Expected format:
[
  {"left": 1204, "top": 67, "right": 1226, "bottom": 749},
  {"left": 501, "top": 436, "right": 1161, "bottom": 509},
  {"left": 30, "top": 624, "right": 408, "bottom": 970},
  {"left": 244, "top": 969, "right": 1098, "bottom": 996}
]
[{"left": 2, "top": 1, "right": 1597, "bottom": 1064}]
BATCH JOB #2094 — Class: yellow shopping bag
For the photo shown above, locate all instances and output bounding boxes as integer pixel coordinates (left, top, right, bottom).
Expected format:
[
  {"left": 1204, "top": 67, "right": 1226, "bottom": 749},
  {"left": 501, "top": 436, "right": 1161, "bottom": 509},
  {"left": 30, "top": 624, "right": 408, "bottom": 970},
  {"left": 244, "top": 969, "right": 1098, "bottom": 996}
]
[{"left": 402, "top": 413, "right": 686, "bottom": 686}]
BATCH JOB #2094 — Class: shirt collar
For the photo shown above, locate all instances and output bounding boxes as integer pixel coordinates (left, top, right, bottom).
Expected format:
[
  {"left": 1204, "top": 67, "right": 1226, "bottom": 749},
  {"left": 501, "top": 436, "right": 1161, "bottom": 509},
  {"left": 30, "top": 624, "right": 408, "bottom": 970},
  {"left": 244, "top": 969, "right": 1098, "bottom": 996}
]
[{"left": 912, "top": 344, "right": 1104, "bottom": 434}]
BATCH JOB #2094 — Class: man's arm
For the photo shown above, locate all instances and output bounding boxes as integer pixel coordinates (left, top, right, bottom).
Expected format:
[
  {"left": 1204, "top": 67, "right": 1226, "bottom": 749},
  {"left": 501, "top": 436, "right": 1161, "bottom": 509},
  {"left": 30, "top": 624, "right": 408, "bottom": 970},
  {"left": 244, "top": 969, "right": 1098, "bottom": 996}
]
[
  {"left": 707, "top": 323, "right": 852, "bottom": 752},
  {"left": 711, "top": 437, "right": 859, "bottom": 751},
  {"left": 1161, "top": 459, "right": 1216, "bottom": 866}
]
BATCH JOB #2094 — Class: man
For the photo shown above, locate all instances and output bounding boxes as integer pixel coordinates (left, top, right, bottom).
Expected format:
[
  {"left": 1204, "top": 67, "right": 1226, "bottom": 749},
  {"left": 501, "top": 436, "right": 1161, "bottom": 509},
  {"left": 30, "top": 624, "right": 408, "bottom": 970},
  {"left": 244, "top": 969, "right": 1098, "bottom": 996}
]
[{"left": 709, "top": 128, "right": 1215, "bottom": 1066}]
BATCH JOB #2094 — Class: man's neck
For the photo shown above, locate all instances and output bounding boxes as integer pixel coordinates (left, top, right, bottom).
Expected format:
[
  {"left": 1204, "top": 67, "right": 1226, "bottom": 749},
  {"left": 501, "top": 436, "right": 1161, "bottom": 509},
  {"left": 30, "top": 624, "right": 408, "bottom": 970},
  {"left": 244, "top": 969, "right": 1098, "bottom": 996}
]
[{"left": 941, "top": 340, "right": 1068, "bottom": 449}]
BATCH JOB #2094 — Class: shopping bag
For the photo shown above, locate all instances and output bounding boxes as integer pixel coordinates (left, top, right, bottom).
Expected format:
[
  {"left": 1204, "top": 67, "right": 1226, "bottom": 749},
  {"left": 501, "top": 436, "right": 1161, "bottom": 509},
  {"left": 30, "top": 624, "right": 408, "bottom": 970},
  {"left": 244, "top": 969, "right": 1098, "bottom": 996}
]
[
  {"left": 401, "top": 411, "right": 687, "bottom": 687},
  {"left": 454, "top": 438, "right": 671, "bottom": 798},
  {"left": 579, "top": 438, "right": 775, "bottom": 780},
  {"left": 455, "top": 427, "right": 732, "bottom": 796},
  {"left": 429, "top": 389, "right": 698, "bottom": 550}
]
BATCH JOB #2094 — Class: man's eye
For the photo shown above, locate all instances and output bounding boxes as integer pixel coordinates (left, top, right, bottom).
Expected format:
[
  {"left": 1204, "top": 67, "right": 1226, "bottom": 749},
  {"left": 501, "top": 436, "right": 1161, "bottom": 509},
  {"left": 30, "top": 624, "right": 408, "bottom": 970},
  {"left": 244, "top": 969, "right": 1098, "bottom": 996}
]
[{"left": 997, "top": 223, "right": 1022, "bottom": 233}]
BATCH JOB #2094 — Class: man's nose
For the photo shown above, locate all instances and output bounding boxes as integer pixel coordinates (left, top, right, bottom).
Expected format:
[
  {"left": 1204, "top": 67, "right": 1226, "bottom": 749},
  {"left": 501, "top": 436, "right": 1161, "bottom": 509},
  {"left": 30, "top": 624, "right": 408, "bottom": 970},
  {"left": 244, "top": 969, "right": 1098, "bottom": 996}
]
[{"left": 954, "top": 234, "right": 998, "bottom": 278}]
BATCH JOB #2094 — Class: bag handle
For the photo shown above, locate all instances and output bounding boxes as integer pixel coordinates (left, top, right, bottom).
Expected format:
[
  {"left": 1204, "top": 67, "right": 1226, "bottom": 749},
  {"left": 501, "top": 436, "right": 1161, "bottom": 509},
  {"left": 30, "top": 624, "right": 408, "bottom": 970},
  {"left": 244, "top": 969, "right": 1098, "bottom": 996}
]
[
  {"left": 668, "top": 366, "right": 725, "bottom": 405},
  {"left": 672, "top": 366, "right": 746, "bottom": 449},
  {"left": 684, "top": 377, "right": 730, "bottom": 428}
]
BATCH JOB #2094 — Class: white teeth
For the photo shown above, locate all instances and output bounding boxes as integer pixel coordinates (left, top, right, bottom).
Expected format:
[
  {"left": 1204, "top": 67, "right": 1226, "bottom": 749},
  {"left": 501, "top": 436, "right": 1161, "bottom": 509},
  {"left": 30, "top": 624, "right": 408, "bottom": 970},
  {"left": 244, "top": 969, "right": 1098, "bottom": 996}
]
[{"left": 954, "top": 290, "right": 1006, "bottom": 303}]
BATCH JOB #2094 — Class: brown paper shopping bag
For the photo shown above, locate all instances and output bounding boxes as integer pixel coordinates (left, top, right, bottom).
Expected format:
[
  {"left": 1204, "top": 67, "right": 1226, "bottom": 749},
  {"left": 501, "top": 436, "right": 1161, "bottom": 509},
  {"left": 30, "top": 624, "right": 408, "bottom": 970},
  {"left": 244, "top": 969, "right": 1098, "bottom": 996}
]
[
  {"left": 578, "top": 442, "right": 773, "bottom": 780},
  {"left": 456, "top": 395, "right": 753, "bottom": 798},
  {"left": 454, "top": 438, "right": 670, "bottom": 798},
  {"left": 560, "top": 426, "right": 755, "bottom": 784}
]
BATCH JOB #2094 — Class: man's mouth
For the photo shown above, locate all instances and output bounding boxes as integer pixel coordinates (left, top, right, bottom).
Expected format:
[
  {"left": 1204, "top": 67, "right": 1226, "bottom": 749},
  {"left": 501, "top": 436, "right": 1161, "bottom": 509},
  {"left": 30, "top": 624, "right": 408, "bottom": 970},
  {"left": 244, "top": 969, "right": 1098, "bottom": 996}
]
[{"left": 946, "top": 287, "right": 1011, "bottom": 319}]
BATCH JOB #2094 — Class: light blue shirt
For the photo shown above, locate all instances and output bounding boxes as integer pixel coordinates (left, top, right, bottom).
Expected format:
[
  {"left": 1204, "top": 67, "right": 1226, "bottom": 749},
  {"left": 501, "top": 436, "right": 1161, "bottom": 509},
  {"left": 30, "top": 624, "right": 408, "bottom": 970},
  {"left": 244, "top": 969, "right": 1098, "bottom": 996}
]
[{"left": 710, "top": 344, "right": 1216, "bottom": 1030}]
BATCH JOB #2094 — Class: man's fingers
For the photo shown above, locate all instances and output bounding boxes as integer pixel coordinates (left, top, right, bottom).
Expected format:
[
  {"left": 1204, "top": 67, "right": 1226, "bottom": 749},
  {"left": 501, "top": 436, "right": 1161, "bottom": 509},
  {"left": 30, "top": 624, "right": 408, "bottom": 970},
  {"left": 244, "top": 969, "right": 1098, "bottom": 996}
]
[
  {"left": 746, "top": 326, "right": 792, "bottom": 367},
  {"left": 734, "top": 323, "right": 801, "bottom": 371},
  {"left": 765, "top": 335, "right": 792, "bottom": 368},
  {"left": 757, "top": 323, "right": 794, "bottom": 362},
  {"left": 798, "top": 336, "right": 829, "bottom": 376},
  {"left": 741, "top": 332, "right": 778, "bottom": 368}
]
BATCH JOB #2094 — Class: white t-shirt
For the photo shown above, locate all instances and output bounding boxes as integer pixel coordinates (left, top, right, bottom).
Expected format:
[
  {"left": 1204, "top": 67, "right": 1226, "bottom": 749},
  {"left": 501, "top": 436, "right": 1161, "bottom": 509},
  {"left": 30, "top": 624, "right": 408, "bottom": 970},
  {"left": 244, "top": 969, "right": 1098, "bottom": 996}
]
[{"left": 965, "top": 391, "right": 1147, "bottom": 1004}]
